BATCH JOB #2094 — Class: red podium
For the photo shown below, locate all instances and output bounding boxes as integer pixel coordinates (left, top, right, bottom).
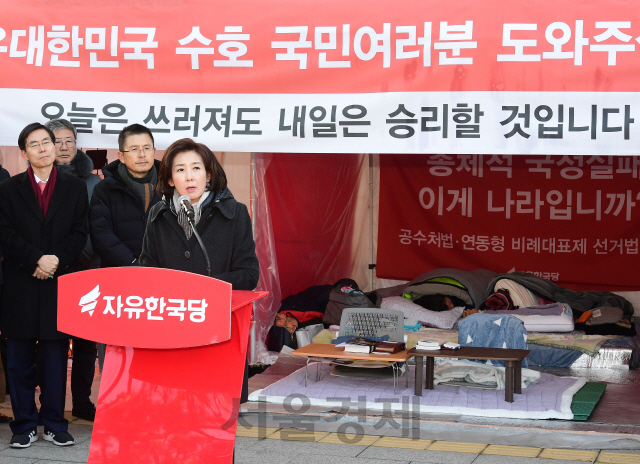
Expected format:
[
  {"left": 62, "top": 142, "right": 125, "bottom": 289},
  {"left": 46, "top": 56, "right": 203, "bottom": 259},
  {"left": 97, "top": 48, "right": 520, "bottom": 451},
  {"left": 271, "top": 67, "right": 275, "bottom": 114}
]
[{"left": 58, "top": 267, "right": 267, "bottom": 464}]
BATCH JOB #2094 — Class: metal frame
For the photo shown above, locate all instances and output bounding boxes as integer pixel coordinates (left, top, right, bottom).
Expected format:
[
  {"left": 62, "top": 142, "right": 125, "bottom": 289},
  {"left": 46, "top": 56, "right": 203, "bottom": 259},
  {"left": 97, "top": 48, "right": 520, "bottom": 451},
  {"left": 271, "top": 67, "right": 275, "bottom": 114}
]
[{"left": 304, "top": 357, "right": 408, "bottom": 394}]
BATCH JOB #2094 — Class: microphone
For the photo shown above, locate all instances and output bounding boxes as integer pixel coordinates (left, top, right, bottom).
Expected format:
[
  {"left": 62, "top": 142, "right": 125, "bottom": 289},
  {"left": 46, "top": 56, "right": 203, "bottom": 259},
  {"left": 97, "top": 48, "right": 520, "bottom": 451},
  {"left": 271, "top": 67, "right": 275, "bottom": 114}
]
[
  {"left": 177, "top": 194, "right": 211, "bottom": 276},
  {"left": 178, "top": 195, "right": 195, "bottom": 221}
]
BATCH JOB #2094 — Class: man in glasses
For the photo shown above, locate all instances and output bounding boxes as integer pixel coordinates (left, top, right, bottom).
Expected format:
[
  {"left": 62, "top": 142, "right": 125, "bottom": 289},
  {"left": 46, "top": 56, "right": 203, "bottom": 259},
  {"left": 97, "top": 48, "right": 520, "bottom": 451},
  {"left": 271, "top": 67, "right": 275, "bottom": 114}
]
[
  {"left": 90, "top": 124, "right": 160, "bottom": 269},
  {"left": 44, "top": 119, "right": 101, "bottom": 422},
  {"left": 46, "top": 118, "right": 101, "bottom": 195},
  {"left": 0, "top": 123, "right": 88, "bottom": 448}
]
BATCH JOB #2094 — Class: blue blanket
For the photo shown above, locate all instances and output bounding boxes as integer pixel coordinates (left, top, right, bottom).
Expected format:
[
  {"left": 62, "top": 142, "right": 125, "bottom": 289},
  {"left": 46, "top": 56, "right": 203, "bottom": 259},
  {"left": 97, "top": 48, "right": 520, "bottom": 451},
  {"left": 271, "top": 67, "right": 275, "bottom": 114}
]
[{"left": 458, "top": 313, "right": 529, "bottom": 367}]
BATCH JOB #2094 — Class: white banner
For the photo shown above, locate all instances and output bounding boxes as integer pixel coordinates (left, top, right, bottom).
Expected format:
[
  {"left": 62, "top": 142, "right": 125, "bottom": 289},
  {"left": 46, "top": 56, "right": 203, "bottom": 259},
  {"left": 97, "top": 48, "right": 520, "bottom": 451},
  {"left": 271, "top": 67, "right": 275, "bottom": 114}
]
[{"left": 1, "top": 88, "right": 638, "bottom": 154}]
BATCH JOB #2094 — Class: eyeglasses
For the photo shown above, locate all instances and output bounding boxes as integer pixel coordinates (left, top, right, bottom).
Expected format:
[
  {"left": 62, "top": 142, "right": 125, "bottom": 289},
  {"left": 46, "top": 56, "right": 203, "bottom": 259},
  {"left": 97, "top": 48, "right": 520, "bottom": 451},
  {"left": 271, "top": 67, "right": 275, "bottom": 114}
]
[
  {"left": 54, "top": 139, "right": 76, "bottom": 148},
  {"left": 27, "top": 138, "right": 53, "bottom": 150},
  {"left": 122, "top": 147, "right": 155, "bottom": 155}
]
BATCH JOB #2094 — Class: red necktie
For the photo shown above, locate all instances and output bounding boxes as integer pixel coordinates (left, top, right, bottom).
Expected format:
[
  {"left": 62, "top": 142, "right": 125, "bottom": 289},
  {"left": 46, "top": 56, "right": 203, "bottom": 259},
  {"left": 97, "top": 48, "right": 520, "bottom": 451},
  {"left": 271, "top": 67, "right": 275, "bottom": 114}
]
[{"left": 39, "top": 181, "right": 46, "bottom": 193}]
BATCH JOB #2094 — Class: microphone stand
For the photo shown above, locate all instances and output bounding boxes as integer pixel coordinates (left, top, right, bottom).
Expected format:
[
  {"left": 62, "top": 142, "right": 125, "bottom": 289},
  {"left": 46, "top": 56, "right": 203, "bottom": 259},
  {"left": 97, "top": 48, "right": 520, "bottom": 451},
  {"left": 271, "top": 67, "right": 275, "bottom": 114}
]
[{"left": 185, "top": 213, "right": 211, "bottom": 277}]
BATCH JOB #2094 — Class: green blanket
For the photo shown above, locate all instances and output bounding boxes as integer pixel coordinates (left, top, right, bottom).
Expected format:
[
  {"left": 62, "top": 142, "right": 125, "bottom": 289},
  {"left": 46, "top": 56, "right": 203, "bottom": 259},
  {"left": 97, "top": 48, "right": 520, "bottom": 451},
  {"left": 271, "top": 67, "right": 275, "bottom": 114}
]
[{"left": 527, "top": 333, "right": 619, "bottom": 356}]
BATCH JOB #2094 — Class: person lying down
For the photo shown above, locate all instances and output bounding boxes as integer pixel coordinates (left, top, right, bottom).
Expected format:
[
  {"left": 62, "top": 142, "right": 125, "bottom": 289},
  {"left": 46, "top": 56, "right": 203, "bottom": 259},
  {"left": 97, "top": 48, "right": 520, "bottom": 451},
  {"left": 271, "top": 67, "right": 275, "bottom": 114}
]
[
  {"left": 379, "top": 275, "right": 487, "bottom": 330},
  {"left": 379, "top": 292, "right": 477, "bottom": 331},
  {"left": 412, "top": 293, "right": 479, "bottom": 318},
  {"left": 375, "top": 269, "right": 498, "bottom": 330}
]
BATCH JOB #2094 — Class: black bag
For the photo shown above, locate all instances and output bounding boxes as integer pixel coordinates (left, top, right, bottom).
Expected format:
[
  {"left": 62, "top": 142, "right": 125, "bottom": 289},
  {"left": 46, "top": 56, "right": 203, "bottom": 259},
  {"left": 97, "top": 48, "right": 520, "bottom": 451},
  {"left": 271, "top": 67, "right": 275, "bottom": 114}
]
[
  {"left": 279, "top": 285, "right": 333, "bottom": 315},
  {"left": 323, "top": 284, "right": 374, "bottom": 326},
  {"left": 266, "top": 325, "right": 297, "bottom": 351}
]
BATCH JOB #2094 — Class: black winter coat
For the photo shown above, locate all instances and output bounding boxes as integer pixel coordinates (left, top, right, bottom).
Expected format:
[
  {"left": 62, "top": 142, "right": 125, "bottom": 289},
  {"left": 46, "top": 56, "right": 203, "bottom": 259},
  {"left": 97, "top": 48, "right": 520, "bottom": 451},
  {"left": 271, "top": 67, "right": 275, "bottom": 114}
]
[
  {"left": 89, "top": 159, "right": 161, "bottom": 267},
  {"left": 0, "top": 170, "right": 88, "bottom": 339},
  {"left": 139, "top": 189, "right": 259, "bottom": 291},
  {"left": 0, "top": 164, "right": 10, "bottom": 286},
  {"left": 0, "top": 165, "right": 9, "bottom": 182},
  {"left": 55, "top": 149, "right": 101, "bottom": 202},
  {"left": 56, "top": 149, "right": 101, "bottom": 270}
]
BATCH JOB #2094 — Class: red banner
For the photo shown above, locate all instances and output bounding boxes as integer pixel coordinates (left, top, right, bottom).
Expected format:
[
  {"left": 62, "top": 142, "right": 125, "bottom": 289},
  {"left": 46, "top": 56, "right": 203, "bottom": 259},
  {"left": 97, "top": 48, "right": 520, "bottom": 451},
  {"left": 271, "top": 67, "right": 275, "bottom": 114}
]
[
  {"left": 3, "top": 0, "right": 640, "bottom": 153},
  {"left": 377, "top": 154, "right": 640, "bottom": 291},
  {"left": 2, "top": 0, "right": 640, "bottom": 94}
]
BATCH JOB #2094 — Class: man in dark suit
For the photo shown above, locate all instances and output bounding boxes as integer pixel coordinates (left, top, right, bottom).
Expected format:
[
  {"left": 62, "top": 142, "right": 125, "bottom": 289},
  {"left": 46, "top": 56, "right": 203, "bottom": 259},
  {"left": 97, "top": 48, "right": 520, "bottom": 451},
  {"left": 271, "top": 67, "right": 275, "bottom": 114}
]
[
  {"left": 0, "top": 164, "right": 10, "bottom": 421},
  {"left": 0, "top": 123, "right": 88, "bottom": 448},
  {"left": 90, "top": 123, "right": 161, "bottom": 268},
  {"left": 46, "top": 118, "right": 101, "bottom": 422}
]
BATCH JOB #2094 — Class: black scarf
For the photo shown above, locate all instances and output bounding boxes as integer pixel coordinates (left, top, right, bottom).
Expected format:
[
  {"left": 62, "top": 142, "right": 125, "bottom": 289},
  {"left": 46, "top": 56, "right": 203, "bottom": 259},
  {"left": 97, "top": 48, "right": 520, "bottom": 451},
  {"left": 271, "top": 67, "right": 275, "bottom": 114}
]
[{"left": 118, "top": 162, "right": 157, "bottom": 212}]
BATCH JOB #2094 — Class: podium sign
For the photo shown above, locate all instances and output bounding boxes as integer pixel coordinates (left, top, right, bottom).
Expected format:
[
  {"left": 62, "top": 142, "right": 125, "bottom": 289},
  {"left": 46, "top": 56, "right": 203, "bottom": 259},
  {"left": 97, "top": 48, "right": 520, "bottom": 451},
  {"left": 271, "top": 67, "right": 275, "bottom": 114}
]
[
  {"left": 58, "top": 268, "right": 268, "bottom": 464},
  {"left": 58, "top": 267, "right": 232, "bottom": 348}
]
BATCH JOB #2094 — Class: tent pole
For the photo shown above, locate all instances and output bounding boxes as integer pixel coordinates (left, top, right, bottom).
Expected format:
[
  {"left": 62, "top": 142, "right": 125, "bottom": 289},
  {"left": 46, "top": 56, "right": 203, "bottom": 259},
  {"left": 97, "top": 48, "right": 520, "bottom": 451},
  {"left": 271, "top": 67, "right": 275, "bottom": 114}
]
[{"left": 369, "top": 153, "right": 375, "bottom": 291}]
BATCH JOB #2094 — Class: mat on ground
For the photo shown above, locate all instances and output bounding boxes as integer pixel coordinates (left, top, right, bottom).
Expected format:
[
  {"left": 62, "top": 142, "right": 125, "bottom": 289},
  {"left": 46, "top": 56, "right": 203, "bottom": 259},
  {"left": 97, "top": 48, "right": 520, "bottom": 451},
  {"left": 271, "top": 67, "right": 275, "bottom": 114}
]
[
  {"left": 571, "top": 382, "right": 607, "bottom": 421},
  {"left": 249, "top": 363, "right": 588, "bottom": 420}
]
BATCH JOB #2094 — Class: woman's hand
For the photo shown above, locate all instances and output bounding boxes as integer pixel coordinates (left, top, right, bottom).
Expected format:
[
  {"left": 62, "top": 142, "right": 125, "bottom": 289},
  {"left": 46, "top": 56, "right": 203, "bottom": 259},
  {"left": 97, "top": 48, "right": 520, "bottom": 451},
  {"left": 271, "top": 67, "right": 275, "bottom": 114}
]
[{"left": 462, "top": 308, "right": 479, "bottom": 318}]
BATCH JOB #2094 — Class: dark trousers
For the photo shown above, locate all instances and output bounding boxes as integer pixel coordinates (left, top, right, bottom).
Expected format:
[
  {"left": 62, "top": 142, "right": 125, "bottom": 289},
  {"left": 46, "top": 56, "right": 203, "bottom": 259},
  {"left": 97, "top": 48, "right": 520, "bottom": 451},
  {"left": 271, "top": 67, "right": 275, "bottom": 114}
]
[
  {"left": 70, "top": 337, "right": 97, "bottom": 407},
  {"left": 36, "top": 337, "right": 97, "bottom": 407},
  {"left": 7, "top": 339, "right": 68, "bottom": 434},
  {"left": 0, "top": 337, "right": 8, "bottom": 396}
]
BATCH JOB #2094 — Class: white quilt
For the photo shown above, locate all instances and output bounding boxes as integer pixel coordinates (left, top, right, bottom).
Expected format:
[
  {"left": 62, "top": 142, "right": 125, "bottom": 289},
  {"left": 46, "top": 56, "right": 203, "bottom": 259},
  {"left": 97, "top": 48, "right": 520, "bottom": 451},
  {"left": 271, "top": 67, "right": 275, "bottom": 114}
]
[{"left": 249, "top": 362, "right": 586, "bottom": 420}]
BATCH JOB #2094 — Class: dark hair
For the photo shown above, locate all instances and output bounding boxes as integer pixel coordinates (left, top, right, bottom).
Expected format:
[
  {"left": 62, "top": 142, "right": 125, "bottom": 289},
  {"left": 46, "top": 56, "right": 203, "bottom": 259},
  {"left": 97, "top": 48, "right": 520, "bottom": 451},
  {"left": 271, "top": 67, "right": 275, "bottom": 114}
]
[
  {"left": 18, "top": 123, "right": 56, "bottom": 151},
  {"left": 413, "top": 294, "right": 470, "bottom": 312},
  {"left": 413, "top": 294, "right": 451, "bottom": 312},
  {"left": 117, "top": 124, "right": 154, "bottom": 152},
  {"left": 157, "top": 138, "right": 227, "bottom": 197}
]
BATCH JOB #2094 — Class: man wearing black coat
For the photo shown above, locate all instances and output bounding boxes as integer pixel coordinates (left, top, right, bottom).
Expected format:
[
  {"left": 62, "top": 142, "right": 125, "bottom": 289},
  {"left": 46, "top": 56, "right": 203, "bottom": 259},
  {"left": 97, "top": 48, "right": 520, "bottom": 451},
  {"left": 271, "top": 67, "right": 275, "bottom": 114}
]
[
  {"left": 89, "top": 124, "right": 161, "bottom": 268},
  {"left": 44, "top": 118, "right": 101, "bottom": 422},
  {"left": 0, "top": 123, "right": 88, "bottom": 448},
  {"left": 0, "top": 163, "right": 10, "bottom": 413},
  {"left": 0, "top": 164, "right": 10, "bottom": 289}
]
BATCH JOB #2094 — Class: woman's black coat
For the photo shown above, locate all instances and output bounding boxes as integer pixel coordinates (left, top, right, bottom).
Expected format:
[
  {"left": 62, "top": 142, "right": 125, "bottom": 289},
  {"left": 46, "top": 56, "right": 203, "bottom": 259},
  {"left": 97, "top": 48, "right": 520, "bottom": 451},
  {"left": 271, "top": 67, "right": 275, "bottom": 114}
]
[
  {"left": 139, "top": 189, "right": 259, "bottom": 291},
  {"left": 0, "top": 170, "right": 89, "bottom": 340}
]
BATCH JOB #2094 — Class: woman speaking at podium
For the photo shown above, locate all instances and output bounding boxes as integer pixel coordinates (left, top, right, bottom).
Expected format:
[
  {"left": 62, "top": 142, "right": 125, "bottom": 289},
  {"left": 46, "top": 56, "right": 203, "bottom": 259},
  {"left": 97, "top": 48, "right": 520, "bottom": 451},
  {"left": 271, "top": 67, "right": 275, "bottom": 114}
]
[
  {"left": 140, "top": 138, "right": 259, "bottom": 291},
  {"left": 140, "top": 138, "right": 259, "bottom": 403}
]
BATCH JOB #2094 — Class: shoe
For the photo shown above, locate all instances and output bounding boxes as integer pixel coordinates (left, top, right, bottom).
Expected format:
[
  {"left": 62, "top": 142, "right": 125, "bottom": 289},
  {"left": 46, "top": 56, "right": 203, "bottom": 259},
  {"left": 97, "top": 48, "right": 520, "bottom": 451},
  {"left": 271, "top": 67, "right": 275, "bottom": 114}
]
[
  {"left": 43, "top": 428, "right": 75, "bottom": 446},
  {"left": 10, "top": 428, "right": 38, "bottom": 448},
  {"left": 72, "top": 402, "right": 96, "bottom": 421},
  {"left": 0, "top": 413, "right": 13, "bottom": 423}
]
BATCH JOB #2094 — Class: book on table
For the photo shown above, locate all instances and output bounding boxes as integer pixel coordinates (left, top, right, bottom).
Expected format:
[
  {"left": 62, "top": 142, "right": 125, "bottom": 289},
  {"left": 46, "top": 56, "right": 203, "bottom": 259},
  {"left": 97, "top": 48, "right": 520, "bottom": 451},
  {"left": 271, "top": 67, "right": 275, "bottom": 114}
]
[
  {"left": 343, "top": 344, "right": 374, "bottom": 353},
  {"left": 372, "top": 341, "right": 406, "bottom": 354},
  {"left": 337, "top": 337, "right": 378, "bottom": 353},
  {"left": 414, "top": 345, "right": 441, "bottom": 351},
  {"left": 337, "top": 338, "right": 406, "bottom": 354},
  {"left": 415, "top": 338, "right": 444, "bottom": 351}
]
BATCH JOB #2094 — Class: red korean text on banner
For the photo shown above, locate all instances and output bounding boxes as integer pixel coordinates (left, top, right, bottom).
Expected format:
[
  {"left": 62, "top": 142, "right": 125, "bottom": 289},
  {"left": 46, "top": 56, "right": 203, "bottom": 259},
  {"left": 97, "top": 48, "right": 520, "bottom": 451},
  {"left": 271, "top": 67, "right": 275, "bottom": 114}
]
[{"left": 377, "top": 154, "right": 640, "bottom": 292}]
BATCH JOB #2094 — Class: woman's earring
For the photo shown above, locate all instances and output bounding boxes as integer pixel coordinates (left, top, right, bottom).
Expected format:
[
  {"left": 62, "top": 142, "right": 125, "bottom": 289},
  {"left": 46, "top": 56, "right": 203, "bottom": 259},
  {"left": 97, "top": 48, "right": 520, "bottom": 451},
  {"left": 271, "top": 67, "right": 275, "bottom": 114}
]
[{"left": 206, "top": 181, "right": 212, "bottom": 189}]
